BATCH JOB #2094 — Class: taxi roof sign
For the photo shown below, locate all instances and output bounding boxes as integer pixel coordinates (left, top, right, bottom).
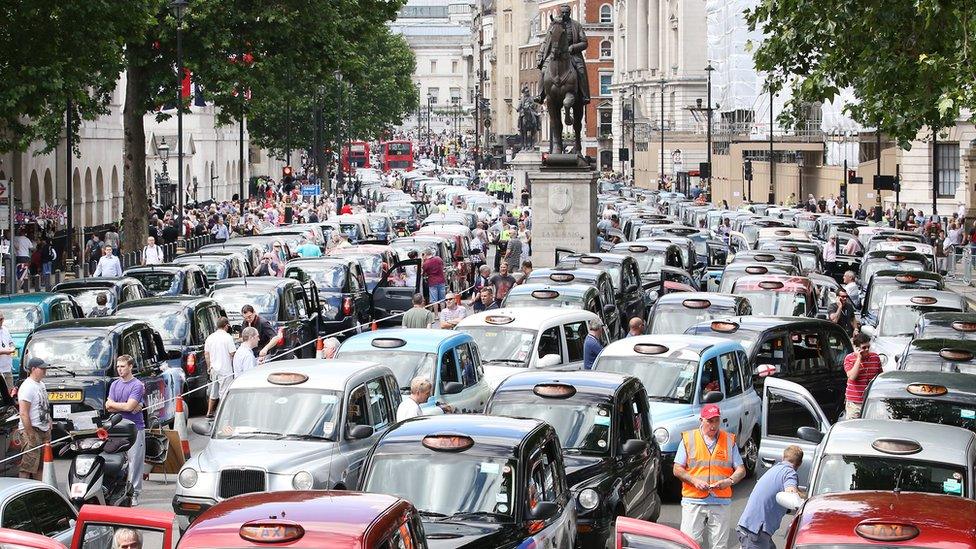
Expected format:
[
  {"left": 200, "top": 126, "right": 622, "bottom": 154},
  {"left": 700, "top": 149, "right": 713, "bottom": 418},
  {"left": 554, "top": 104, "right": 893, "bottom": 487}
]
[
  {"left": 682, "top": 299, "right": 711, "bottom": 309},
  {"left": 758, "top": 280, "right": 785, "bottom": 290},
  {"left": 485, "top": 315, "right": 515, "bottom": 325},
  {"left": 549, "top": 273, "right": 575, "bottom": 282},
  {"left": 422, "top": 434, "right": 475, "bottom": 452},
  {"left": 628, "top": 244, "right": 649, "bottom": 253},
  {"left": 885, "top": 254, "right": 907, "bottom": 261},
  {"left": 895, "top": 274, "right": 919, "bottom": 283},
  {"left": 855, "top": 522, "right": 919, "bottom": 543},
  {"left": 951, "top": 321, "right": 976, "bottom": 332},
  {"left": 745, "top": 266, "right": 768, "bottom": 274},
  {"left": 579, "top": 256, "right": 603, "bottom": 265},
  {"left": 633, "top": 343, "right": 669, "bottom": 355},
  {"left": 871, "top": 438, "right": 922, "bottom": 455},
  {"left": 906, "top": 383, "right": 948, "bottom": 397},
  {"left": 371, "top": 337, "right": 407, "bottom": 349},
  {"left": 267, "top": 372, "right": 309, "bottom": 386},
  {"left": 240, "top": 521, "right": 304, "bottom": 544},
  {"left": 531, "top": 289, "right": 560, "bottom": 299},
  {"left": 753, "top": 254, "right": 776, "bottom": 262},
  {"left": 939, "top": 348, "right": 974, "bottom": 361},
  {"left": 710, "top": 321, "right": 740, "bottom": 333},
  {"left": 533, "top": 383, "right": 577, "bottom": 398},
  {"left": 910, "top": 296, "right": 937, "bottom": 305}
]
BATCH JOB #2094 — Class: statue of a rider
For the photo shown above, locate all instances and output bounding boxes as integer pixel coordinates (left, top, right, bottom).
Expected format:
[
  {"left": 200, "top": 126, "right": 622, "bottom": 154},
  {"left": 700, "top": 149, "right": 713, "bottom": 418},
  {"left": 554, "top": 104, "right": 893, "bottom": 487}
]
[
  {"left": 517, "top": 86, "right": 540, "bottom": 150},
  {"left": 535, "top": 4, "right": 590, "bottom": 106}
]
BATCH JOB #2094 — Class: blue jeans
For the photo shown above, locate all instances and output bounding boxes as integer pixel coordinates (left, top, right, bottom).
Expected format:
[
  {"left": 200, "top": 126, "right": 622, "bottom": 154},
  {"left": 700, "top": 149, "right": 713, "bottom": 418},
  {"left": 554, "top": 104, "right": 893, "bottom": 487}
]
[{"left": 429, "top": 283, "right": 446, "bottom": 303}]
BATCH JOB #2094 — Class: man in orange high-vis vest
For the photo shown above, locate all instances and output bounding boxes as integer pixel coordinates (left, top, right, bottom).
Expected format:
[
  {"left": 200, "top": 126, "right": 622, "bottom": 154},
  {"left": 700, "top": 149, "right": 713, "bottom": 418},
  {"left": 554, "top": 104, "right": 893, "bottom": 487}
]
[{"left": 673, "top": 404, "right": 746, "bottom": 549}]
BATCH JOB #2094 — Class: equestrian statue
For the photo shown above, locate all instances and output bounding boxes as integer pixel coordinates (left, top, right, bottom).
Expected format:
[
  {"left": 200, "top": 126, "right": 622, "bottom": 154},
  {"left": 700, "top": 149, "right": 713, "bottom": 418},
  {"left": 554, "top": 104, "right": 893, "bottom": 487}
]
[
  {"left": 536, "top": 4, "right": 590, "bottom": 155},
  {"left": 517, "top": 86, "right": 540, "bottom": 151}
]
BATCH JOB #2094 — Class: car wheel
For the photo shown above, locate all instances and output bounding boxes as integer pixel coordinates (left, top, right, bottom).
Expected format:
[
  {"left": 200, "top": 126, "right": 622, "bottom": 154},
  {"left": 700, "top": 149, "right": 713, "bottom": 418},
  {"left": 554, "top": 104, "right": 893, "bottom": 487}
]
[{"left": 742, "top": 430, "right": 759, "bottom": 478}]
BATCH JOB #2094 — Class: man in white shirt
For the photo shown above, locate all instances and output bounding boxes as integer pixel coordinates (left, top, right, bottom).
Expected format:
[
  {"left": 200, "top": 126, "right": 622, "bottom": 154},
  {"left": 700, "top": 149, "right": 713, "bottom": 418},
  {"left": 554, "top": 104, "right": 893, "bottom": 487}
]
[
  {"left": 231, "top": 327, "right": 259, "bottom": 382},
  {"left": 93, "top": 246, "right": 123, "bottom": 277},
  {"left": 0, "top": 312, "right": 15, "bottom": 391},
  {"left": 842, "top": 271, "right": 862, "bottom": 310},
  {"left": 142, "top": 236, "right": 164, "bottom": 265},
  {"left": 18, "top": 359, "right": 51, "bottom": 479},
  {"left": 204, "top": 317, "right": 236, "bottom": 417},
  {"left": 396, "top": 376, "right": 432, "bottom": 422},
  {"left": 439, "top": 292, "right": 467, "bottom": 328},
  {"left": 12, "top": 233, "right": 33, "bottom": 264}
]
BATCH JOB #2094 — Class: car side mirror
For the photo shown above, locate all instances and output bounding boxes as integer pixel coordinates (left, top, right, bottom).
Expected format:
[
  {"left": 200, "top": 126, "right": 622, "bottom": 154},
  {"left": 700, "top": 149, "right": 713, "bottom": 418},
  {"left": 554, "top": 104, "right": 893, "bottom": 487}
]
[
  {"left": 166, "top": 350, "right": 183, "bottom": 361},
  {"left": 702, "top": 391, "right": 724, "bottom": 404},
  {"left": 442, "top": 381, "right": 464, "bottom": 395},
  {"left": 191, "top": 420, "right": 213, "bottom": 437},
  {"left": 348, "top": 424, "right": 375, "bottom": 440},
  {"left": 860, "top": 325, "right": 876, "bottom": 337},
  {"left": 755, "top": 364, "right": 779, "bottom": 378},
  {"left": 536, "top": 354, "right": 562, "bottom": 369},
  {"left": 796, "top": 426, "right": 824, "bottom": 444},
  {"left": 527, "top": 501, "right": 559, "bottom": 522},
  {"left": 775, "top": 491, "right": 804, "bottom": 511},
  {"left": 621, "top": 438, "right": 648, "bottom": 456}
]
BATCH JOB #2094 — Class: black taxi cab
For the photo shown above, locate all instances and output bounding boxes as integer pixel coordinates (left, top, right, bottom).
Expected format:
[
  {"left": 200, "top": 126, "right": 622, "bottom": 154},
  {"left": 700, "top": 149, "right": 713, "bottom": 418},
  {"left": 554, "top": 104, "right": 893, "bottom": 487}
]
[
  {"left": 485, "top": 371, "right": 661, "bottom": 547},
  {"left": 358, "top": 415, "right": 577, "bottom": 549},
  {"left": 554, "top": 252, "right": 646, "bottom": 329},
  {"left": 861, "top": 270, "right": 944, "bottom": 325}
]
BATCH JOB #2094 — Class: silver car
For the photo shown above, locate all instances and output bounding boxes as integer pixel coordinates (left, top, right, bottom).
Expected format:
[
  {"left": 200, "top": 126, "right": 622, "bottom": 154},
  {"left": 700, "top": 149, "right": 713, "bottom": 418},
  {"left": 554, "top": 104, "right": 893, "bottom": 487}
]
[
  {"left": 861, "top": 289, "right": 968, "bottom": 369},
  {"left": 173, "top": 360, "right": 400, "bottom": 522},
  {"left": 0, "top": 478, "right": 77, "bottom": 545}
]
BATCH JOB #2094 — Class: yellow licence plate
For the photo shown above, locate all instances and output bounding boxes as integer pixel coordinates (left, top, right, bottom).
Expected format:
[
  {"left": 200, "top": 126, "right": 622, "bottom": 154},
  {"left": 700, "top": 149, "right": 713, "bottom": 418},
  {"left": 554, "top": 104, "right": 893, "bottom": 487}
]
[{"left": 49, "top": 391, "right": 82, "bottom": 402}]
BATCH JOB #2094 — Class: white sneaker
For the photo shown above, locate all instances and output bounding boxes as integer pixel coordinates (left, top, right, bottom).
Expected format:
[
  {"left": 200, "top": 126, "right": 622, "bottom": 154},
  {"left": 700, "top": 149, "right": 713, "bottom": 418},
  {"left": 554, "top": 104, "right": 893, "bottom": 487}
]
[{"left": 131, "top": 495, "right": 139, "bottom": 507}]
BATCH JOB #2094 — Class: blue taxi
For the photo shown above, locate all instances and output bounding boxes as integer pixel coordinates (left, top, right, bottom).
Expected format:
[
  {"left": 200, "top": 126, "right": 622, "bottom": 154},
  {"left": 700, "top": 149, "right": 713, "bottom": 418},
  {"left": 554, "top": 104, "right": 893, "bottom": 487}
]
[
  {"left": 0, "top": 293, "right": 83, "bottom": 378},
  {"left": 592, "top": 335, "right": 761, "bottom": 498},
  {"left": 358, "top": 415, "right": 578, "bottom": 548},
  {"left": 336, "top": 329, "right": 492, "bottom": 414}
]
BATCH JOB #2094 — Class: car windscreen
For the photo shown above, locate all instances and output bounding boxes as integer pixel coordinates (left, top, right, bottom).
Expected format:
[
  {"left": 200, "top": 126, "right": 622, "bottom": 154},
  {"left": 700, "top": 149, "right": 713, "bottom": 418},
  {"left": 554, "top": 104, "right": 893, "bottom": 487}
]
[
  {"left": 864, "top": 260, "right": 925, "bottom": 283},
  {"left": 128, "top": 272, "right": 178, "bottom": 295},
  {"left": 339, "top": 224, "right": 363, "bottom": 241},
  {"left": 24, "top": 334, "right": 112, "bottom": 375},
  {"left": 63, "top": 288, "right": 117, "bottom": 316},
  {"left": 489, "top": 398, "right": 612, "bottom": 455},
  {"left": 288, "top": 264, "right": 346, "bottom": 292},
  {"left": 363, "top": 453, "right": 517, "bottom": 519},
  {"left": 632, "top": 253, "right": 665, "bottom": 274},
  {"left": 879, "top": 305, "right": 958, "bottom": 337},
  {"left": 337, "top": 350, "right": 434, "bottom": 391},
  {"left": 195, "top": 261, "right": 228, "bottom": 281},
  {"left": 866, "top": 281, "right": 937, "bottom": 314},
  {"left": 863, "top": 397, "right": 976, "bottom": 434},
  {"left": 649, "top": 307, "right": 726, "bottom": 335},
  {"left": 559, "top": 262, "right": 620, "bottom": 290},
  {"left": 684, "top": 325, "right": 759, "bottom": 354},
  {"left": 120, "top": 308, "right": 188, "bottom": 344},
  {"left": 456, "top": 326, "right": 536, "bottom": 367},
  {"left": 210, "top": 288, "right": 277, "bottom": 319},
  {"left": 734, "top": 291, "right": 807, "bottom": 317},
  {"left": 594, "top": 356, "right": 698, "bottom": 404},
  {"left": 502, "top": 294, "right": 584, "bottom": 309},
  {"left": 369, "top": 217, "right": 390, "bottom": 231},
  {"left": 214, "top": 388, "right": 340, "bottom": 441},
  {"left": 813, "top": 454, "right": 968, "bottom": 498},
  {"left": 0, "top": 304, "right": 41, "bottom": 334}
]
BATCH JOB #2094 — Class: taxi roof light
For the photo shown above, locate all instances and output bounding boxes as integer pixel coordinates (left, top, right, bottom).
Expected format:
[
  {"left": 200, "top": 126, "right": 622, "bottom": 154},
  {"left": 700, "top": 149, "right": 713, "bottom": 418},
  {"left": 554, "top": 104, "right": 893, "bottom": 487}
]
[
  {"left": 745, "top": 266, "right": 769, "bottom": 274},
  {"left": 939, "top": 348, "right": 974, "bottom": 361},
  {"left": 910, "top": 296, "right": 937, "bottom": 305},
  {"left": 953, "top": 321, "right": 976, "bottom": 333},
  {"left": 885, "top": 254, "right": 907, "bottom": 261},
  {"left": 898, "top": 245, "right": 917, "bottom": 251},
  {"left": 633, "top": 343, "right": 669, "bottom": 355},
  {"left": 628, "top": 244, "right": 649, "bottom": 253},
  {"left": 371, "top": 337, "right": 407, "bottom": 349},
  {"left": 239, "top": 521, "right": 305, "bottom": 544},
  {"left": 870, "top": 438, "right": 922, "bottom": 455},
  {"left": 422, "top": 434, "right": 475, "bottom": 452},
  {"left": 774, "top": 229, "right": 791, "bottom": 236},
  {"left": 906, "top": 383, "right": 948, "bottom": 396},
  {"left": 267, "top": 372, "right": 309, "bottom": 386},
  {"left": 895, "top": 274, "right": 919, "bottom": 283},
  {"left": 758, "top": 281, "right": 785, "bottom": 290},
  {"left": 533, "top": 383, "right": 577, "bottom": 398},
  {"left": 855, "top": 522, "right": 920, "bottom": 542},
  {"left": 579, "top": 256, "right": 603, "bottom": 265},
  {"left": 682, "top": 299, "right": 711, "bottom": 309},
  {"left": 710, "top": 321, "right": 740, "bottom": 333},
  {"left": 780, "top": 246, "right": 799, "bottom": 252},
  {"left": 531, "top": 290, "right": 560, "bottom": 300},
  {"left": 549, "top": 273, "right": 575, "bottom": 282},
  {"left": 485, "top": 315, "right": 515, "bottom": 325}
]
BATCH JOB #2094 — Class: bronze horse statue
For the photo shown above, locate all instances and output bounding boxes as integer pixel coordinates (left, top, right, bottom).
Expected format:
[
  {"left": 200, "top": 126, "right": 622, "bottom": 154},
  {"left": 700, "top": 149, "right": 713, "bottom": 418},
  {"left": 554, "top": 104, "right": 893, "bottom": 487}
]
[{"left": 541, "top": 21, "right": 584, "bottom": 155}]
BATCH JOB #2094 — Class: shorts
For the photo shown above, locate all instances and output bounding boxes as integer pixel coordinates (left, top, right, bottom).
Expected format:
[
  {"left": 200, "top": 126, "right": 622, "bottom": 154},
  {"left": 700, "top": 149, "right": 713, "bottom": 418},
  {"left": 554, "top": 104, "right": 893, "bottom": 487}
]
[
  {"left": 429, "top": 284, "right": 446, "bottom": 303},
  {"left": 208, "top": 376, "right": 225, "bottom": 399},
  {"left": 19, "top": 429, "right": 51, "bottom": 476}
]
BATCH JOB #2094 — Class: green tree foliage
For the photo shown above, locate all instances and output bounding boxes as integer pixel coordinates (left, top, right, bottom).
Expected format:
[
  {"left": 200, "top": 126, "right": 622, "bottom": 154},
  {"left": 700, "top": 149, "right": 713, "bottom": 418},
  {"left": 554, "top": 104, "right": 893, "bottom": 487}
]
[{"left": 746, "top": 0, "right": 976, "bottom": 146}]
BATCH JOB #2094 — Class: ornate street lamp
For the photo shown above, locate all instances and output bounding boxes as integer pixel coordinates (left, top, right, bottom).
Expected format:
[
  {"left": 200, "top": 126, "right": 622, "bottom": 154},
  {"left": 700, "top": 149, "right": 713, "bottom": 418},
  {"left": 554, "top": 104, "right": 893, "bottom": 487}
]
[{"left": 171, "top": 0, "right": 188, "bottom": 252}]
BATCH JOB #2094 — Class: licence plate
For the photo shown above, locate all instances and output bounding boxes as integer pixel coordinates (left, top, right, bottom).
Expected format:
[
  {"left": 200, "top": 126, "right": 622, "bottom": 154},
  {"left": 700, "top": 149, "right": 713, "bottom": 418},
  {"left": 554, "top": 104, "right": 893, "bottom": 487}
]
[
  {"left": 49, "top": 391, "right": 82, "bottom": 402},
  {"left": 53, "top": 405, "right": 72, "bottom": 419}
]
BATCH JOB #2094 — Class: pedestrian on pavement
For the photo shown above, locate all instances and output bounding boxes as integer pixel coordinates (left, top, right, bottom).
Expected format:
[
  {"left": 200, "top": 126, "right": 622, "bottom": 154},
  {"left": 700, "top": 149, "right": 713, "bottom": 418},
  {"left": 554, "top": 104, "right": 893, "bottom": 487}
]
[
  {"left": 439, "top": 292, "right": 467, "bottom": 328},
  {"left": 844, "top": 333, "right": 882, "bottom": 419},
  {"left": 505, "top": 232, "right": 523, "bottom": 272},
  {"left": 13, "top": 230, "right": 34, "bottom": 267},
  {"left": 204, "top": 317, "right": 236, "bottom": 418},
  {"left": 402, "top": 293, "right": 436, "bottom": 329},
  {"left": 241, "top": 305, "right": 281, "bottom": 358},
  {"left": 472, "top": 287, "right": 499, "bottom": 313},
  {"left": 488, "top": 263, "right": 517, "bottom": 304},
  {"left": 843, "top": 230, "right": 863, "bottom": 255},
  {"left": 142, "top": 236, "right": 164, "bottom": 265},
  {"left": 421, "top": 250, "right": 447, "bottom": 310},
  {"left": 104, "top": 224, "right": 121, "bottom": 253},
  {"left": 737, "top": 445, "right": 803, "bottom": 549},
  {"left": 472, "top": 265, "right": 492, "bottom": 294},
  {"left": 105, "top": 355, "right": 146, "bottom": 506},
  {"left": 582, "top": 319, "right": 605, "bottom": 370},
  {"left": 827, "top": 288, "right": 859, "bottom": 336},
  {"left": 93, "top": 245, "right": 123, "bottom": 277},
  {"left": 674, "top": 404, "right": 746, "bottom": 549},
  {"left": 232, "top": 327, "right": 260, "bottom": 382},
  {"left": 88, "top": 293, "right": 112, "bottom": 318},
  {"left": 0, "top": 312, "right": 16, "bottom": 391},
  {"left": 626, "top": 317, "right": 645, "bottom": 337},
  {"left": 211, "top": 217, "right": 230, "bottom": 242},
  {"left": 17, "top": 358, "right": 51, "bottom": 480},
  {"left": 842, "top": 271, "right": 861, "bottom": 310}
]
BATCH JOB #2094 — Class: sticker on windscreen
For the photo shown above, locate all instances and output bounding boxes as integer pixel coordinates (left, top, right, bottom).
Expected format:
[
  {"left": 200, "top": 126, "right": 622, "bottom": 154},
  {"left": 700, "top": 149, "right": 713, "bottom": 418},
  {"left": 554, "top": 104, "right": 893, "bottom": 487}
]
[
  {"left": 515, "top": 350, "right": 528, "bottom": 361},
  {"left": 495, "top": 492, "right": 508, "bottom": 502},
  {"left": 274, "top": 397, "right": 288, "bottom": 405},
  {"left": 481, "top": 462, "right": 500, "bottom": 474},
  {"left": 961, "top": 409, "right": 976, "bottom": 419},
  {"left": 944, "top": 478, "right": 963, "bottom": 495},
  {"left": 321, "top": 394, "right": 338, "bottom": 404},
  {"left": 594, "top": 416, "right": 611, "bottom": 426}
]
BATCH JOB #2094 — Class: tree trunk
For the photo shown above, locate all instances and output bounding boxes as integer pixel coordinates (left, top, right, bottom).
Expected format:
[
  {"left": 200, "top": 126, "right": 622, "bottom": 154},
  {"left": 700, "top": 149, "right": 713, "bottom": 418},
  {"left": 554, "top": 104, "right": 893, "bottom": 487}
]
[{"left": 121, "top": 58, "right": 149, "bottom": 255}]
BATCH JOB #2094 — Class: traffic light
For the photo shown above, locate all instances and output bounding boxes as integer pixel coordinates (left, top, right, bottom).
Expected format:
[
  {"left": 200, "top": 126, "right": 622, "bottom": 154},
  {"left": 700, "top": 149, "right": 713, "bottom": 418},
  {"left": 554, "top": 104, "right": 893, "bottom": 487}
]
[
  {"left": 743, "top": 160, "right": 753, "bottom": 181},
  {"left": 282, "top": 166, "right": 293, "bottom": 180},
  {"left": 847, "top": 169, "right": 855, "bottom": 183}
]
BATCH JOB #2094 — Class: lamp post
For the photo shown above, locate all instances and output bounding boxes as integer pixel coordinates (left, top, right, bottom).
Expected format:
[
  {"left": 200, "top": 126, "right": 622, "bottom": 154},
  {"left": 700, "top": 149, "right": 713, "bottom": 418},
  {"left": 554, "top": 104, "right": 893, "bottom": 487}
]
[
  {"left": 705, "top": 63, "right": 714, "bottom": 202},
  {"left": 171, "top": 0, "right": 188, "bottom": 251},
  {"left": 334, "top": 70, "right": 344, "bottom": 195},
  {"left": 659, "top": 79, "right": 666, "bottom": 190},
  {"left": 796, "top": 150, "right": 804, "bottom": 202},
  {"left": 155, "top": 138, "right": 172, "bottom": 207},
  {"left": 427, "top": 93, "right": 434, "bottom": 153},
  {"left": 768, "top": 78, "right": 776, "bottom": 205},
  {"left": 630, "top": 84, "right": 636, "bottom": 180}
]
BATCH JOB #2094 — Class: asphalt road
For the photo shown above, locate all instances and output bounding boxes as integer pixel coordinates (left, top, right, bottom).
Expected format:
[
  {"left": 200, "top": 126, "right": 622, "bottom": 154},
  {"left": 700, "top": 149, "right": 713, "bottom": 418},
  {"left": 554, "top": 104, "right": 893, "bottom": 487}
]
[{"left": 50, "top": 417, "right": 788, "bottom": 547}]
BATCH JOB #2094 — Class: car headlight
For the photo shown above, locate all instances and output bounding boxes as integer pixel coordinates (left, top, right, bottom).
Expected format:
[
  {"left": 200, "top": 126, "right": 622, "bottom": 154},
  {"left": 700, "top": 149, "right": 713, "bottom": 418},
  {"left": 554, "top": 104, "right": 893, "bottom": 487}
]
[
  {"left": 75, "top": 455, "right": 96, "bottom": 477},
  {"left": 292, "top": 471, "right": 314, "bottom": 490},
  {"left": 578, "top": 488, "right": 600, "bottom": 511},
  {"left": 178, "top": 467, "right": 198, "bottom": 488},
  {"left": 654, "top": 427, "right": 669, "bottom": 445}
]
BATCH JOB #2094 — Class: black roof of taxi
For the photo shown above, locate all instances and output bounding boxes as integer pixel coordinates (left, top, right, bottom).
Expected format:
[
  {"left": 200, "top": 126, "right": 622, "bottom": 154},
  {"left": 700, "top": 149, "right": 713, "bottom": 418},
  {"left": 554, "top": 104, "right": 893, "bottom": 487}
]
[
  {"left": 32, "top": 317, "right": 142, "bottom": 334},
  {"left": 54, "top": 277, "right": 140, "bottom": 289},
  {"left": 211, "top": 277, "right": 298, "bottom": 291},
  {"left": 492, "top": 371, "right": 632, "bottom": 400},
  {"left": 373, "top": 415, "right": 549, "bottom": 458},
  {"left": 654, "top": 292, "right": 743, "bottom": 308},
  {"left": 688, "top": 315, "right": 836, "bottom": 333}
]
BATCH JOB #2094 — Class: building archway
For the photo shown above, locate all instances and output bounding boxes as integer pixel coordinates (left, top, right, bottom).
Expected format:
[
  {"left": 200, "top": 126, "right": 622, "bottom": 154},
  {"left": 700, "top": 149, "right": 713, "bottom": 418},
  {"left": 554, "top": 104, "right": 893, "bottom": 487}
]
[
  {"left": 84, "top": 168, "right": 93, "bottom": 229},
  {"left": 43, "top": 169, "right": 53, "bottom": 205},
  {"left": 95, "top": 168, "right": 105, "bottom": 226},
  {"left": 72, "top": 168, "right": 82, "bottom": 228},
  {"left": 111, "top": 167, "right": 120, "bottom": 221},
  {"left": 29, "top": 171, "right": 40, "bottom": 212}
]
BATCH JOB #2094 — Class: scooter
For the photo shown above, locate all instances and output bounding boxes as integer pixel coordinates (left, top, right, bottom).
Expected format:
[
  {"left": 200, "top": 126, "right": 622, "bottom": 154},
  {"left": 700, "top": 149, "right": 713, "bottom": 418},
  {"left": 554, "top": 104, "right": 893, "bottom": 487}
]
[{"left": 61, "top": 414, "right": 136, "bottom": 508}]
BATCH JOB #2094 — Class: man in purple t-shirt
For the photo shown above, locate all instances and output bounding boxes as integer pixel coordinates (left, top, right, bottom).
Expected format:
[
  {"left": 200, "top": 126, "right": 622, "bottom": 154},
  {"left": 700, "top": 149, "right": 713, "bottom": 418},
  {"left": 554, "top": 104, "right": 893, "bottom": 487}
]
[{"left": 106, "top": 354, "right": 145, "bottom": 505}]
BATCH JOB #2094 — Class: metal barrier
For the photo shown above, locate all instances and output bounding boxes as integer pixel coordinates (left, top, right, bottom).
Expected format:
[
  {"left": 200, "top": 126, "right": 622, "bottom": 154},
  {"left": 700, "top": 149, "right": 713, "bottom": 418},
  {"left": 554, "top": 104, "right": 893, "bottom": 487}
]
[{"left": 944, "top": 246, "right": 975, "bottom": 286}]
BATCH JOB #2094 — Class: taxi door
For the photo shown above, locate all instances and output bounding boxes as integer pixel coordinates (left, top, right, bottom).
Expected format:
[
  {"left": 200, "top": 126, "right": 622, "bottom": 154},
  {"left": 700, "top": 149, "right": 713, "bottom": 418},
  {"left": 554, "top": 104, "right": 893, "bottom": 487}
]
[
  {"left": 70, "top": 505, "right": 176, "bottom": 549},
  {"left": 434, "top": 343, "right": 487, "bottom": 413},
  {"left": 758, "top": 377, "right": 831, "bottom": 487},
  {"left": 372, "top": 259, "right": 422, "bottom": 319},
  {"left": 614, "top": 517, "right": 701, "bottom": 548}
]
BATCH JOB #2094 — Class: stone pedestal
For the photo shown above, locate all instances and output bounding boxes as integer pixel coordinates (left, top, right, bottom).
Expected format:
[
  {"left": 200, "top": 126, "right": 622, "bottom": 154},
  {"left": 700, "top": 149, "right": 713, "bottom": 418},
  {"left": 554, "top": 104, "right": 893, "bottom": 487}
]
[
  {"left": 510, "top": 149, "right": 543, "bottom": 205},
  {"left": 529, "top": 166, "right": 598, "bottom": 268}
]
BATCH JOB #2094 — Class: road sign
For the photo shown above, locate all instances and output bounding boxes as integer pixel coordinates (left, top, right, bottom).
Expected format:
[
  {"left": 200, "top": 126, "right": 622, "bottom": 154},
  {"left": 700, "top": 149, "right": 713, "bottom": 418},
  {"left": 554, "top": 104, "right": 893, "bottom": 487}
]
[{"left": 301, "top": 184, "right": 320, "bottom": 197}]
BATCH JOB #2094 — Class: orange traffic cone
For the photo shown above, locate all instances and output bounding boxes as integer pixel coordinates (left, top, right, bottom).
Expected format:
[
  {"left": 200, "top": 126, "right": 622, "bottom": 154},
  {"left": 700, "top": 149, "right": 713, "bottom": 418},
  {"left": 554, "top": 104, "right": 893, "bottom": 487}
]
[
  {"left": 371, "top": 321, "right": 378, "bottom": 331},
  {"left": 174, "top": 396, "right": 191, "bottom": 459},
  {"left": 315, "top": 338, "right": 324, "bottom": 359},
  {"left": 41, "top": 443, "right": 57, "bottom": 488}
]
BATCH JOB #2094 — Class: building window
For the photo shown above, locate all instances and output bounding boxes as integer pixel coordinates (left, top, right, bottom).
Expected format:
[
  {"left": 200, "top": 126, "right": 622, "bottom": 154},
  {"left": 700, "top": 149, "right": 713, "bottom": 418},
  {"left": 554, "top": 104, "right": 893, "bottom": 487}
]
[
  {"left": 450, "top": 87, "right": 462, "bottom": 102},
  {"left": 599, "top": 4, "right": 612, "bottom": 23},
  {"left": 427, "top": 88, "right": 439, "bottom": 104},
  {"left": 599, "top": 40, "right": 612, "bottom": 59},
  {"left": 599, "top": 73, "right": 612, "bottom": 96},
  {"left": 430, "top": 60, "right": 437, "bottom": 74},
  {"left": 599, "top": 109, "right": 612, "bottom": 136},
  {"left": 452, "top": 60, "right": 459, "bottom": 73},
  {"left": 505, "top": 76, "right": 512, "bottom": 98},
  {"left": 937, "top": 142, "right": 960, "bottom": 198}
]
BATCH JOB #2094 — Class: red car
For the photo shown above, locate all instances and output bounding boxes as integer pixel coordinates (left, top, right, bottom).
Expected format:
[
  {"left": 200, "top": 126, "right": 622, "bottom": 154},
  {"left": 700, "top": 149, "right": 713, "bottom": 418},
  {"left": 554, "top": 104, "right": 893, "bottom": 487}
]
[
  {"left": 0, "top": 491, "right": 426, "bottom": 549},
  {"left": 615, "top": 492, "right": 976, "bottom": 549}
]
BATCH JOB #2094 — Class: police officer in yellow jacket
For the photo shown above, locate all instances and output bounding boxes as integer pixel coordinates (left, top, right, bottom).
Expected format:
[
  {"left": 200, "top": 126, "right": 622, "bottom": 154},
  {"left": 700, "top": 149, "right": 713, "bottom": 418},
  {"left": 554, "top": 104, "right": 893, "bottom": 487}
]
[{"left": 673, "top": 404, "right": 746, "bottom": 549}]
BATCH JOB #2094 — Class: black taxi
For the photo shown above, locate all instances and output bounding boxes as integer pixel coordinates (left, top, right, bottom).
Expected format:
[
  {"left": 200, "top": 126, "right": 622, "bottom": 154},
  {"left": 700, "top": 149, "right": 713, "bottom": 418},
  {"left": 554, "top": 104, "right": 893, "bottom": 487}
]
[
  {"left": 358, "top": 415, "right": 577, "bottom": 549},
  {"left": 52, "top": 277, "right": 150, "bottom": 316},
  {"left": 861, "top": 270, "right": 944, "bottom": 325},
  {"left": 554, "top": 252, "right": 646, "bottom": 331},
  {"left": 123, "top": 263, "right": 210, "bottom": 297},
  {"left": 285, "top": 257, "right": 374, "bottom": 336},
  {"left": 485, "top": 371, "right": 661, "bottom": 547},
  {"left": 20, "top": 318, "right": 183, "bottom": 437}
]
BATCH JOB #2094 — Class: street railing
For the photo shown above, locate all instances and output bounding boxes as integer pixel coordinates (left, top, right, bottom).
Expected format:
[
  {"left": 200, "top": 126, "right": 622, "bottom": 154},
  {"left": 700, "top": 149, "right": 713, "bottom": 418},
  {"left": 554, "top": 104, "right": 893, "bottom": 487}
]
[{"left": 944, "top": 246, "right": 975, "bottom": 286}]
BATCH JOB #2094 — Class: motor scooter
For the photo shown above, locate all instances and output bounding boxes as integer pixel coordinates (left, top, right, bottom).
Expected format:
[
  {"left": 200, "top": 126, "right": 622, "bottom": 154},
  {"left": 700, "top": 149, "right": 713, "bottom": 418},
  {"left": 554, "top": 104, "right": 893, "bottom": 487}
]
[{"left": 61, "top": 414, "right": 136, "bottom": 508}]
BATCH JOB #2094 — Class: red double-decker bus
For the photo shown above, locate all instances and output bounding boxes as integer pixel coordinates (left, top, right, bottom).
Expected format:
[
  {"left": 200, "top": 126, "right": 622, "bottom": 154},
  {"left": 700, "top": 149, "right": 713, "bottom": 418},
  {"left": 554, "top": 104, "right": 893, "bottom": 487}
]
[
  {"left": 342, "top": 141, "right": 370, "bottom": 172},
  {"left": 381, "top": 140, "right": 413, "bottom": 172}
]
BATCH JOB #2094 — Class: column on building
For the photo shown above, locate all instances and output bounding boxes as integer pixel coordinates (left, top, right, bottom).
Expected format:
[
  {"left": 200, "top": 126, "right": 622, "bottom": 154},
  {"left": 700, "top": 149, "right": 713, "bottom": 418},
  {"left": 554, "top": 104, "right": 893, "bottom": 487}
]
[
  {"left": 626, "top": 0, "right": 647, "bottom": 71},
  {"left": 646, "top": 0, "right": 659, "bottom": 73}
]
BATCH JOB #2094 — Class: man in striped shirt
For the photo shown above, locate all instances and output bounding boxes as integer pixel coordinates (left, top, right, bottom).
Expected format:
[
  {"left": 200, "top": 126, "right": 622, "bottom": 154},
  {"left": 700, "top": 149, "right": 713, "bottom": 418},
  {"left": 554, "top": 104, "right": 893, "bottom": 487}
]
[{"left": 843, "top": 333, "right": 882, "bottom": 419}]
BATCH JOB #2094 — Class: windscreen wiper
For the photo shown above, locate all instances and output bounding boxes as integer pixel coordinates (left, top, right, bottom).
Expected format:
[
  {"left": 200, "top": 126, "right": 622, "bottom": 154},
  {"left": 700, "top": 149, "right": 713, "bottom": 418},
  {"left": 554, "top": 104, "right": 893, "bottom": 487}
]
[
  {"left": 445, "top": 511, "right": 508, "bottom": 522},
  {"left": 45, "top": 365, "right": 76, "bottom": 377}
]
